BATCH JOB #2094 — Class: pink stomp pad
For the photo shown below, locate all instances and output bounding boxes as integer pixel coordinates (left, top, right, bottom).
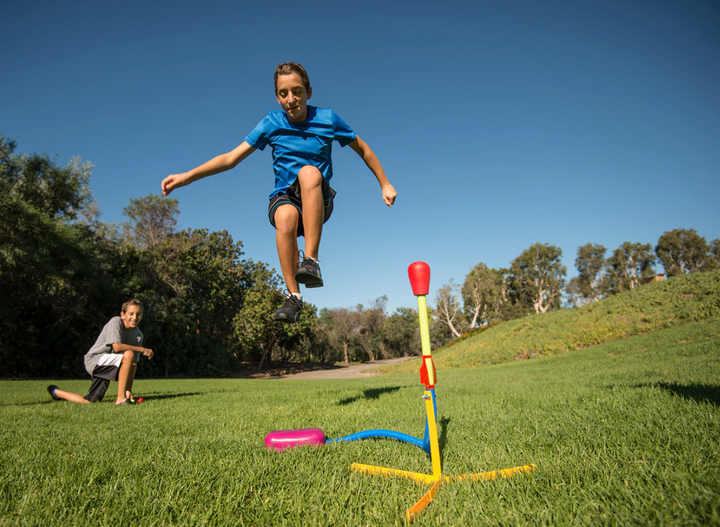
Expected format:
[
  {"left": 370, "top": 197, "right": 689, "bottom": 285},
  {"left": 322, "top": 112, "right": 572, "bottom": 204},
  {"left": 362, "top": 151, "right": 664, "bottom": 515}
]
[{"left": 265, "top": 427, "right": 326, "bottom": 451}]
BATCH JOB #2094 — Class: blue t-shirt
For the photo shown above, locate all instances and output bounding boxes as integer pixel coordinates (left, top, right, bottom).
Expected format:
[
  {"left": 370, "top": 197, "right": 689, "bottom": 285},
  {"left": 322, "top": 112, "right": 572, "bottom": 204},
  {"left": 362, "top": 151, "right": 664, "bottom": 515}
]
[{"left": 244, "top": 106, "right": 357, "bottom": 198}]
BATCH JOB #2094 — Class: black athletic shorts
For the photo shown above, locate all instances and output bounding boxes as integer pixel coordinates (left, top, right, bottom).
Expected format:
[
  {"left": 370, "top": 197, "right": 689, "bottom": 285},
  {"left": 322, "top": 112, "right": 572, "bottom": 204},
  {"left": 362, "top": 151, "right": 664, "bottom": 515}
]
[
  {"left": 84, "top": 365, "right": 119, "bottom": 402},
  {"left": 267, "top": 177, "right": 336, "bottom": 237}
]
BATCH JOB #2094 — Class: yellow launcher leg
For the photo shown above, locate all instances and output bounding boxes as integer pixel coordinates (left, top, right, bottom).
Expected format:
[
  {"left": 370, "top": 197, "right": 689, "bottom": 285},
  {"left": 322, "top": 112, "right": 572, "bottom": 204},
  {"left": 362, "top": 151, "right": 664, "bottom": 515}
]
[
  {"left": 424, "top": 390, "right": 442, "bottom": 481},
  {"left": 351, "top": 463, "right": 436, "bottom": 485},
  {"left": 448, "top": 464, "right": 536, "bottom": 483}
]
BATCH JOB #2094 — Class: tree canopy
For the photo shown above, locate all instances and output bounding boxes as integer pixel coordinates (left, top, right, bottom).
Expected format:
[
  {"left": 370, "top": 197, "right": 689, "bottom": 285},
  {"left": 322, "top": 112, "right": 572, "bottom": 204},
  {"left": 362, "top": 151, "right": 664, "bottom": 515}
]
[
  {"left": 3, "top": 135, "right": 717, "bottom": 375},
  {"left": 0, "top": 136, "right": 321, "bottom": 377},
  {"left": 656, "top": 228, "right": 717, "bottom": 277}
]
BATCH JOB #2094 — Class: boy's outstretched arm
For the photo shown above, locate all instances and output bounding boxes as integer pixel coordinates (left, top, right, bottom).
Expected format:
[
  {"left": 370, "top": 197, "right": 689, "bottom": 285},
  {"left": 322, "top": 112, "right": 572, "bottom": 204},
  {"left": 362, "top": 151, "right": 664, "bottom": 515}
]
[
  {"left": 349, "top": 136, "right": 397, "bottom": 207},
  {"left": 161, "top": 142, "right": 256, "bottom": 196}
]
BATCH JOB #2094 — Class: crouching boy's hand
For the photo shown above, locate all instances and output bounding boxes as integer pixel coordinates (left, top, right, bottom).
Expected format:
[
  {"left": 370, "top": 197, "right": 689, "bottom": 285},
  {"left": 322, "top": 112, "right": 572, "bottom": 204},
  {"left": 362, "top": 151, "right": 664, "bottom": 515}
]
[{"left": 142, "top": 347, "right": 154, "bottom": 359}]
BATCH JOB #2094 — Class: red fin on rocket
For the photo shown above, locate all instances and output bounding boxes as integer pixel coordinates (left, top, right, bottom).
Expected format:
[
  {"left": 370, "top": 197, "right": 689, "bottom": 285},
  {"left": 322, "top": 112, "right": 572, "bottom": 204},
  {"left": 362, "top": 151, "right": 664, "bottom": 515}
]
[{"left": 420, "top": 357, "right": 436, "bottom": 389}]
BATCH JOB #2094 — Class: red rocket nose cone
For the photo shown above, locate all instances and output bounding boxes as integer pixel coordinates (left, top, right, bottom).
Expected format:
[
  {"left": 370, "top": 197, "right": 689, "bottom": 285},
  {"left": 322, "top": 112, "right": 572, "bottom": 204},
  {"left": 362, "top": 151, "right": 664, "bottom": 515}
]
[{"left": 408, "top": 262, "right": 430, "bottom": 296}]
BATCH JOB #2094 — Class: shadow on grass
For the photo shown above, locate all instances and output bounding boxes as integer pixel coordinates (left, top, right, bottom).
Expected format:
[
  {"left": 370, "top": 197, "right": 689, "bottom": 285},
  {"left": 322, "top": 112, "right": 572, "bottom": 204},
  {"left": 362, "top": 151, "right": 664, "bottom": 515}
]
[
  {"left": 338, "top": 386, "right": 402, "bottom": 406},
  {"left": 439, "top": 416, "right": 451, "bottom": 457},
  {"left": 21, "top": 391, "right": 206, "bottom": 407},
  {"left": 134, "top": 392, "right": 205, "bottom": 402},
  {"left": 655, "top": 382, "right": 720, "bottom": 407},
  {"left": 631, "top": 382, "right": 720, "bottom": 407}
]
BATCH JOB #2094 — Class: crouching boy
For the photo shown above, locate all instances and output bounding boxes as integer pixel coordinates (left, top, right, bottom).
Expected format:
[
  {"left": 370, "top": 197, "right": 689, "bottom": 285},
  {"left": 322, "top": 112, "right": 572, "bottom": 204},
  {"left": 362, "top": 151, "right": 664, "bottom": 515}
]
[{"left": 47, "top": 300, "right": 153, "bottom": 405}]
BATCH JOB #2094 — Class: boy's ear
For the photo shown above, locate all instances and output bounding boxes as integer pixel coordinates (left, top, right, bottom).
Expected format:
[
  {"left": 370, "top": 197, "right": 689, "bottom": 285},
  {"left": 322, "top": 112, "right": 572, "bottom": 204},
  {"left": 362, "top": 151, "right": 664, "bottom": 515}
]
[{"left": 307, "top": 86, "right": 312, "bottom": 99}]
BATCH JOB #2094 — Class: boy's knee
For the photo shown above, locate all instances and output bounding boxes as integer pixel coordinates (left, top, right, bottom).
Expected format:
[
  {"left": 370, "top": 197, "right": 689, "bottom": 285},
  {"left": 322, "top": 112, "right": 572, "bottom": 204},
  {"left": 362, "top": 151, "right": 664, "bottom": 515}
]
[
  {"left": 274, "top": 205, "right": 299, "bottom": 232},
  {"left": 297, "top": 165, "right": 322, "bottom": 187},
  {"left": 122, "top": 349, "right": 137, "bottom": 363}
]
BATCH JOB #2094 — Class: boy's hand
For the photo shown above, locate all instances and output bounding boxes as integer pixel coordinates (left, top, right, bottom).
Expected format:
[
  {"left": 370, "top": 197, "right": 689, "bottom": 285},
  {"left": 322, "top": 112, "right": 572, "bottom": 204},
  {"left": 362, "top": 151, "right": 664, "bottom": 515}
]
[
  {"left": 161, "top": 174, "right": 186, "bottom": 196},
  {"left": 142, "top": 348, "right": 154, "bottom": 359},
  {"left": 382, "top": 184, "right": 397, "bottom": 207}
]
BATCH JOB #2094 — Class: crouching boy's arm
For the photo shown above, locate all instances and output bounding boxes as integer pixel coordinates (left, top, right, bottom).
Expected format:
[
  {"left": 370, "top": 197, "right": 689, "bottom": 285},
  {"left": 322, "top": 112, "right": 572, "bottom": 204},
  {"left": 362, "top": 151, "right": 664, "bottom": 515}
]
[
  {"left": 111, "top": 342, "right": 154, "bottom": 359},
  {"left": 349, "top": 136, "right": 397, "bottom": 207}
]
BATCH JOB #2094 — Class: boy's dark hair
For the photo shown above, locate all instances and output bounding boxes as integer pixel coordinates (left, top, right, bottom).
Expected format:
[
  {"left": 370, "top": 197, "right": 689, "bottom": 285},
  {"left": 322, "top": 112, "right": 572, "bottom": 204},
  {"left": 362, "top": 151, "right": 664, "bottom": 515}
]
[
  {"left": 121, "top": 299, "right": 144, "bottom": 315},
  {"left": 274, "top": 62, "right": 311, "bottom": 94}
]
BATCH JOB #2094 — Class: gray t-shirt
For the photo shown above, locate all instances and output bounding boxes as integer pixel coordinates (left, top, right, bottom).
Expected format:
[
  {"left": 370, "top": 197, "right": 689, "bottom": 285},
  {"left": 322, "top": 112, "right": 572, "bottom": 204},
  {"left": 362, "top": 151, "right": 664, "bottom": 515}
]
[{"left": 84, "top": 316, "right": 144, "bottom": 375}]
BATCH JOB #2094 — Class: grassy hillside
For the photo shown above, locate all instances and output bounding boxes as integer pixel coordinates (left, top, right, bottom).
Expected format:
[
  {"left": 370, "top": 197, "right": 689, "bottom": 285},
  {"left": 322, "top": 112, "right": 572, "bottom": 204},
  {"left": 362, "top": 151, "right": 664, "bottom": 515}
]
[{"left": 378, "top": 269, "right": 720, "bottom": 375}]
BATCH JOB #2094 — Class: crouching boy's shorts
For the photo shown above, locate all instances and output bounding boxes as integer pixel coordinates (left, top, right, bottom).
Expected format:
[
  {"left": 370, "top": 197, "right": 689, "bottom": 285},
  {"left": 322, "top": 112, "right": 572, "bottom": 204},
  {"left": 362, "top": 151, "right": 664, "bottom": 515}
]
[{"left": 85, "top": 352, "right": 141, "bottom": 402}]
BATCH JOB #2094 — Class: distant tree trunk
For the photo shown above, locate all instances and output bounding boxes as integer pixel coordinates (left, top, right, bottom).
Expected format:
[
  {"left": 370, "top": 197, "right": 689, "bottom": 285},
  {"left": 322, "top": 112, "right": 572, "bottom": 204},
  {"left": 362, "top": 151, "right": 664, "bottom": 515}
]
[
  {"left": 435, "top": 282, "right": 464, "bottom": 338},
  {"left": 257, "top": 338, "right": 275, "bottom": 371},
  {"left": 362, "top": 342, "right": 376, "bottom": 362},
  {"left": 378, "top": 342, "right": 388, "bottom": 360}
]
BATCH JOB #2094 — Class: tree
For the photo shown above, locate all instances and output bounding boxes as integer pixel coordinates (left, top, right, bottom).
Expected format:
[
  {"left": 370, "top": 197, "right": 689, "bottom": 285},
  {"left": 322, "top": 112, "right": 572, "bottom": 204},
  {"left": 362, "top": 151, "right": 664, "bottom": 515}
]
[
  {"left": 318, "top": 308, "right": 360, "bottom": 365},
  {"left": 491, "top": 267, "right": 528, "bottom": 321},
  {"left": 233, "top": 262, "right": 316, "bottom": 369},
  {"left": 655, "top": 228, "right": 716, "bottom": 277},
  {"left": 122, "top": 195, "right": 181, "bottom": 250},
  {"left": 181, "top": 229, "right": 249, "bottom": 347},
  {"left": 461, "top": 263, "right": 510, "bottom": 328},
  {"left": 434, "top": 281, "right": 466, "bottom": 338},
  {"left": 428, "top": 307, "right": 453, "bottom": 349},
  {"left": 462, "top": 263, "right": 504, "bottom": 328},
  {"left": 381, "top": 307, "right": 419, "bottom": 357},
  {"left": 149, "top": 229, "right": 249, "bottom": 376},
  {"left": 509, "top": 243, "right": 566, "bottom": 314},
  {"left": 574, "top": 243, "right": 608, "bottom": 302},
  {"left": 0, "top": 135, "right": 94, "bottom": 222},
  {"left": 120, "top": 195, "right": 200, "bottom": 298},
  {"left": 0, "top": 135, "right": 120, "bottom": 377},
  {"left": 2, "top": 135, "right": 308, "bottom": 377},
  {"left": 606, "top": 242, "right": 655, "bottom": 293},
  {"left": 712, "top": 239, "right": 720, "bottom": 265},
  {"left": 355, "top": 297, "right": 388, "bottom": 362},
  {"left": 564, "top": 276, "right": 586, "bottom": 308}
]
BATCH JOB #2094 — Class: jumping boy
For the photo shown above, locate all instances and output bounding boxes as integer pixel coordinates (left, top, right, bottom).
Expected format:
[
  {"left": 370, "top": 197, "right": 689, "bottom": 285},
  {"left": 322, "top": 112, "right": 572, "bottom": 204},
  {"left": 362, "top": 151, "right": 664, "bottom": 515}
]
[
  {"left": 47, "top": 300, "right": 153, "bottom": 405},
  {"left": 161, "top": 62, "right": 397, "bottom": 322}
]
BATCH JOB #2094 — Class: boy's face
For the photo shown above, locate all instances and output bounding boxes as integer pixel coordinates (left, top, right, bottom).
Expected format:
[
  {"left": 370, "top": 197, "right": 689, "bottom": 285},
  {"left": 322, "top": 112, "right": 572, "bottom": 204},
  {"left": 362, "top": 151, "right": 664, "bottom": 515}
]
[
  {"left": 276, "top": 73, "right": 312, "bottom": 123},
  {"left": 121, "top": 305, "right": 143, "bottom": 329}
]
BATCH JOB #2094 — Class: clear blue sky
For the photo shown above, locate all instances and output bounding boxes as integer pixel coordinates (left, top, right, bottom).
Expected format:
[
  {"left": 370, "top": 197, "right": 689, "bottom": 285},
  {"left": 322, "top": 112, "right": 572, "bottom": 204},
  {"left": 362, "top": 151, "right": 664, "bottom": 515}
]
[{"left": 3, "top": 0, "right": 719, "bottom": 313}]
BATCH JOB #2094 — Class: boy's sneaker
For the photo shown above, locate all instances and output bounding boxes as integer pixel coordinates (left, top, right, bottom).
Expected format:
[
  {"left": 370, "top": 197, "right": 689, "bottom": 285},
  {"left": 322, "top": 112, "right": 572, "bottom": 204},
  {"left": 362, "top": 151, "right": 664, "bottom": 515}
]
[
  {"left": 295, "top": 256, "right": 324, "bottom": 288},
  {"left": 273, "top": 293, "right": 303, "bottom": 323},
  {"left": 47, "top": 385, "right": 60, "bottom": 401}
]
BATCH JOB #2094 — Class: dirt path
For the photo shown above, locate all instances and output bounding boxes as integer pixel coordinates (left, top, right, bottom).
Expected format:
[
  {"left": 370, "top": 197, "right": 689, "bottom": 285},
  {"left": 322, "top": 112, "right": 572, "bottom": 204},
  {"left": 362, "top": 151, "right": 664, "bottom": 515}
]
[{"left": 269, "top": 356, "right": 415, "bottom": 380}]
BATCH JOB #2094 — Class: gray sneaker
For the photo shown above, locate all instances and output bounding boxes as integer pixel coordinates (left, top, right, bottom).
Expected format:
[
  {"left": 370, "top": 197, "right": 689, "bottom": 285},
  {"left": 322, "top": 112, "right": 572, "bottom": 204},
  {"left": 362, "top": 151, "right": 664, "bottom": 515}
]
[
  {"left": 273, "top": 293, "right": 303, "bottom": 322},
  {"left": 295, "top": 256, "right": 324, "bottom": 288}
]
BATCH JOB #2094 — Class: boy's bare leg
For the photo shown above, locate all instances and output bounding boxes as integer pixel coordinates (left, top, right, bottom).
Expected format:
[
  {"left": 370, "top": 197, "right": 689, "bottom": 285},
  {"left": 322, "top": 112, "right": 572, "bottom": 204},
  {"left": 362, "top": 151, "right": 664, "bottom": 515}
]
[
  {"left": 274, "top": 204, "right": 301, "bottom": 292},
  {"left": 116, "top": 350, "right": 137, "bottom": 403},
  {"left": 125, "top": 363, "right": 137, "bottom": 399},
  {"left": 54, "top": 389, "right": 90, "bottom": 404},
  {"left": 296, "top": 166, "right": 324, "bottom": 259}
]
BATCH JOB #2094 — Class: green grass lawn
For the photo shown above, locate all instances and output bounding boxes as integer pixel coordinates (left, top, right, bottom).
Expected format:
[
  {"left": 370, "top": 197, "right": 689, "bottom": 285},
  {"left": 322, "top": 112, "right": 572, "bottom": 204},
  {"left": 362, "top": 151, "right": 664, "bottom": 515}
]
[{"left": 2, "top": 318, "right": 720, "bottom": 526}]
